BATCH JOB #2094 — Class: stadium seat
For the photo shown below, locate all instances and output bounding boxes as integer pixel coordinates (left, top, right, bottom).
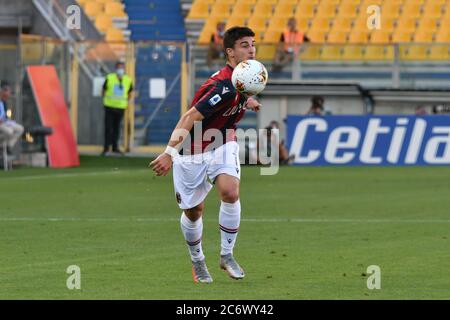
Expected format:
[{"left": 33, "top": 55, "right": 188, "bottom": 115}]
[
  {"left": 392, "top": 30, "right": 413, "bottom": 43},
  {"left": 364, "top": 45, "right": 394, "bottom": 61},
  {"left": 273, "top": 3, "right": 296, "bottom": 18},
  {"left": 429, "top": 45, "right": 450, "bottom": 60},
  {"left": 370, "top": 30, "right": 391, "bottom": 43},
  {"left": 209, "top": 3, "right": 232, "bottom": 20},
  {"left": 105, "top": 2, "right": 126, "bottom": 17},
  {"left": 95, "top": 14, "right": 113, "bottom": 33},
  {"left": 401, "top": 45, "right": 429, "bottom": 61},
  {"left": 187, "top": 1, "right": 210, "bottom": 19},
  {"left": 337, "top": 1, "right": 358, "bottom": 18},
  {"left": 252, "top": 2, "right": 275, "bottom": 18},
  {"left": 310, "top": 17, "right": 331, "bottom": 31},
  {"left": 435, "top": 29, "right": 450, "bottom": 42},
  {"left": 396, "top": 17, "right": 418, "bottom": 33},
  {"left": 295, "top": 1, "right": 316, "bottom": 20},
  {"left": 327, "top": 29, "right": 348, "bottom": 43},
  {"left": 262, "top": 29, "right": 281, "bottom": 43},
  {"left": 269, "top": 17, "right": 289, "bottom": 31},
  {"left": 307, "top": 29, "right": 327, "bottom": 43},
  {"left": 413, "top": 29, "right": 434, "bottom": 43},
  {"left": 401, "top": 2, "right": 423, "bottom": 19},
  {"left": 236, "top": 0, "right": 258, "bottom": 3},
  {"left": 84, "top": 2, "right": 103, "bottom": 17},
  {"left": 418, "top": 17, "right": 439, "bottom": 32},
  {"left": 225, "top": 15, "right": 247, "bottom": 29},
  {"left": 278, "top": 0, "right": 298, "bottom": 5},
  {"left": 332, "top": 17, "right": 353, "bottom": 32},
  {"left": 422, "top": 2, "right": 444, "bottom": 19},
  {"left": 258, "top": 0, "right": 277, "bottom": 4},
  {"left": 296, "top": 17, "right": 310, "bottom": 31},
  {"left": 348, "top": 30, "right": 369, "bottom": 44},
  {"left": 106, "top": 28, "right": 124, "bottom": 42},
  {"left": 341, "top": 45, "right": 365, "bottom": 61},
  {"left": 381, "top": 2, "right": 401, "bottom": 19},
  {"left": 247, "top": 15, "right": 268, "bottom": 32},
  {"left": 300, "top": 44, "right": 321, "bottom": 60},
  {"left": 257, "top": 44, "right": 277, "bottom": 60},
  {"left": 230, "top": 2, "right": 253, "bottom": 18},
  {"left": 315, "top": 3, "right": 337, "bottom": 18},
  {"left": 320, "top": 45, "right": 343, "bottom": 60},
  {"left": 380, "top": 17, "right": 396, "bottom": 32}
]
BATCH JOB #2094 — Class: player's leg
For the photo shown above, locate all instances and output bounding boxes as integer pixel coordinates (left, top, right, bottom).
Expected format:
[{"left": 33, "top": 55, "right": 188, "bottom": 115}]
[
  {"left": 173, "top": 156, "right": 213, "bottom": 283},
  {"left": 7, "top": 122, "right": 24, "bottom": 148},
  {"left": 112, "top": 109, "right": 124, "bottom": 152},
  {"left": 215, "top": 174, "right": 245, "bottom": 279},
  {"left": 103, "top": 107, "right": 113, "bottom": 153}
]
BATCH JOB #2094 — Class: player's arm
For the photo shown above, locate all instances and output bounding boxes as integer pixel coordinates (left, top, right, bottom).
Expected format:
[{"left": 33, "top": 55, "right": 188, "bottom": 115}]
[{"left": 149, "top": 107, "right": 204, "bottom": 176}]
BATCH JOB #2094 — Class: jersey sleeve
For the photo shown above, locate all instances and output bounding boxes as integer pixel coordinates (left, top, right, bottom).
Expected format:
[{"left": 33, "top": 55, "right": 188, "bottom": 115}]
[{"left": 193, "top": 79, "right": 236, "bottom": 118}]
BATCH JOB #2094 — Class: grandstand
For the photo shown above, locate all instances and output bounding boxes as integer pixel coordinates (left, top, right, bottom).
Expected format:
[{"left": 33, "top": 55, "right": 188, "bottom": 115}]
[{"left": 186, "top": 0, "right": 450, "bottom": 88}]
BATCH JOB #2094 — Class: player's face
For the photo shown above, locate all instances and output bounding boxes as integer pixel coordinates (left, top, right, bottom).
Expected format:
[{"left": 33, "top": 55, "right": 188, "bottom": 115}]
[{"left": 230, "top": 36, "right": 256, "bottom": 66}]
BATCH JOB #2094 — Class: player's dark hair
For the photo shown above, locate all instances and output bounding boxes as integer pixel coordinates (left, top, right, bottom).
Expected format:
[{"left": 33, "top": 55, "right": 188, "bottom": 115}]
[{"left": 223, "top": 26, "right": 255, "bottom": 59}]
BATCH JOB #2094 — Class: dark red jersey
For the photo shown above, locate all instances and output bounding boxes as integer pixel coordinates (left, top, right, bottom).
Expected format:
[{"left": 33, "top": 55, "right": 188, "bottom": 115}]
[{"left": 187, "top": 64, "right": 247, "bottom": 153}]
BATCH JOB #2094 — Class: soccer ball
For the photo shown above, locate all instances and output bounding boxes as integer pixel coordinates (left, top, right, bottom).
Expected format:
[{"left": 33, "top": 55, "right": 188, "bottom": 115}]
[{"left": 231, "top": 60, "right": 268, "bottom": 96}]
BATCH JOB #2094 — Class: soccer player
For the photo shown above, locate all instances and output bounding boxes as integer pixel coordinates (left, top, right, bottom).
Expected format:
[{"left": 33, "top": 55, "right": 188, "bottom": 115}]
[{"left": 149, "top": 27, "right": 261, "bottom": 283}]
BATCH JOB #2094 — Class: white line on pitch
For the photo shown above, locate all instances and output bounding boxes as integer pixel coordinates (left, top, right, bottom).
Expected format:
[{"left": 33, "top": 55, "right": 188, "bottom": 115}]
[
  {"left": 0, "top": 169, "right": 149, "bottom": 180},
  {"left": 0, "top": 217, "right": 449, "bottom": 223}
]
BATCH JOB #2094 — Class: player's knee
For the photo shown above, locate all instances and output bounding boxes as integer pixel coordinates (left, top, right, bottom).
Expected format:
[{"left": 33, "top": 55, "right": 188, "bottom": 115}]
[
  {"left": 220, "top": 189, "right": 239, "bottom": 203},
  {"left": 185, "top": 203, "right": 204, "bottom": 221}
]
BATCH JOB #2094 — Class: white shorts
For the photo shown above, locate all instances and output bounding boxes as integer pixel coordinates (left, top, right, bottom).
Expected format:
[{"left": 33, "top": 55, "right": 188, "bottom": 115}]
[{"left": 172, "top": 141, "right": 241, "bottom": 209}]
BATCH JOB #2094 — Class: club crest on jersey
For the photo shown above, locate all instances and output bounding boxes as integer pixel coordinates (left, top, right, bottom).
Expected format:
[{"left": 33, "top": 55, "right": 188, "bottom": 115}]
[{"left": 209, "top": 94, "right": 222, "bottom": 106}]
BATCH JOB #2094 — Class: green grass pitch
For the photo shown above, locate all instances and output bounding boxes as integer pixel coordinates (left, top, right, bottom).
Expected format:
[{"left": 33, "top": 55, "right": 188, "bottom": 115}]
[{"left": 0, "top": 156, "right": 449, "bottom": 299}]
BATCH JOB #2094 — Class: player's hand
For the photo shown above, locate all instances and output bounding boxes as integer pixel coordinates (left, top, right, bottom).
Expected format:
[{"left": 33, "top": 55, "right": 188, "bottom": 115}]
[
  {"left": 149, "top": 153, "right": 172, "bottom": 176},
  {"left": 245, "top": 96, "right": 261, "bottom": 112}
]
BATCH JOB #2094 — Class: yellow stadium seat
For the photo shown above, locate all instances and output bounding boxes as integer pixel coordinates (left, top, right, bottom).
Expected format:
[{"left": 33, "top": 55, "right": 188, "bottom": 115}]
[
  {"left": 194, "top": 0, "right": 216, "bottom": 4},
  {"left": 105, "top": 2, "right": 126, "bottom": 17},
  {"left": 273, "top": 3, "right": 296, "bottom": 18},
  {"left": 235, "top": 0, "right": 257, "bottom": 3},
  {"left": 95, "top": 14, "right": 113, "bottom": 33},
  {"left": 380, "top": 17, "right": 396, "bottom": 32},
  {"left": 370, "top": 30, "right": 392, "bottom": 43},
  {"left": 342, "top": 45, "right": 365, "bottom": 61},
  {"left": 263, "top": 29, "right": 282, "bottom": 43},
  {"left": 396, "top": 17, "right": 417, "bottom": 33},
  {"left": 187, "top": 2, "right": 210, "bottom": 19},
  {"left": 230, "top": 2, "right": 253, "bottom": 18},
  {"left": 348, "top": 30, "right": 369, "bottom": 44},
  {"left": 278, "top": 0, "right": 298, "bottom": 4},
  {"left": 257, "top": 44, "right": 277, "bottom": 60},
  {"left": 320, "top": 45, "right": 343, "bottom": 60},
  {"left": 106, "top": 28, "right": 124, "bottom": 42},
  {"left": 296, "top": 17, "right": 310, "bottom": 31},
  {"left": 247, "top": 15, "right": 268, "bottom": 31},
  {"left": 215, "top": 0, "right": 236, "bottom": 5},
  {"left": 198, "top": 27, "right": 214, "bottom": 44},
  {"left": 332, "top": 17, "right": 353, "bottom": 32},
  {"left": 401, "top": 45, "right": 429, "bottom": 61},
  {"left": 364, "top": 45, "right": 394, "bottom": 61},
  {"left": 401, "top": 3, "right": 423, "bottom": 19},
  {"left": 77, "top": 0, "right": 90, "bottom": 5},
  {"left": 257, "top": 0, "right": 277, "bottom": 4},
  {"left": 295, "top": 2, "right": 316, "bottom": 19},
  {"left": 435, "top": 29, "right": 450, "bottom": 42},
  {"left": 337, "top": 2, "right": 358, "bottom": 18},
  {"left": 307, "top": 29, "right": 327, "bottom": 43},
  {"left": 429, "top": 45, "right": 450, "bottom": 60},
  {"left": 315, "top": 3, "right": 336, "bottom": 18},
  {"left": 300, "top": 44, "right": 322, "bottom": 61},
  {"left": 253, "top": 2, "right": 274, "bottom": 18},
  {"left": 310, "top": 17, "right": 331, "bottom": 31},
  {"left": 413, "top": 29, "right": 434, "bottom": 43},
  {"left": 392, "top": 30, "right": 413, "bottom": 43},
  {"left": 381, "top": 2, "right": 401, "bottom": 19},
  {"left": 226, "top": 15, "right": 248, "bottom": 29},
  {"left": 418, "top": 17, "right": 439, "bottom": 32},
  {"left": 422, "top": 3, "right": 444, "bottom": 19},
  {"left": 327, "top": 29, "right": 348, "bottom": 43},
  {"left": 209, "top": 3, "right": 232, "bottom": 19},
  {"left": 269, "top": 17, "right": 289, "bottom": 31},
  {"left": 84, "top": 2, "right": 103, "bottom": 17}
]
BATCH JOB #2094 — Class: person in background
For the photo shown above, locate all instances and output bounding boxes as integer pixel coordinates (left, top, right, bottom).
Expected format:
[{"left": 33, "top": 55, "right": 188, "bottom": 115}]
[
  {"left": 272, "top": 17, "right": 310, "bottom": 73},
  {"left": 415, "top": 105, "right": 428, "bottom": 115},
  {"left": 102, "top": 61, "right": 133, "bottom": 156},
  {"left": 306, "top": 95, "right": 325, "bottom": 116},
  {"left": 0, "top": 81, "right": 24, "bottom": 155},
  {"left": 207, "top": 21, "right": 226, "bottom": 68}
]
